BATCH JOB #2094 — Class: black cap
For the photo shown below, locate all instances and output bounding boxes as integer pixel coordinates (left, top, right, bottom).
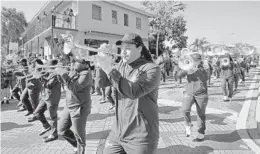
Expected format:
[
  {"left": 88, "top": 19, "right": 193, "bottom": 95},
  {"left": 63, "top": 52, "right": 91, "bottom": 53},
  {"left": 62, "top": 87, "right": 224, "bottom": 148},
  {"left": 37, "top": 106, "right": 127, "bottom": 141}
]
[
  {"left": 116, "top": 33, "right": 144, "bottom": 47},
  {"left": 19, "top": 58, "right": 27, "bottom": 63},
  {"left": 46, "top": 59, "right": 58, "bottom": 66}
]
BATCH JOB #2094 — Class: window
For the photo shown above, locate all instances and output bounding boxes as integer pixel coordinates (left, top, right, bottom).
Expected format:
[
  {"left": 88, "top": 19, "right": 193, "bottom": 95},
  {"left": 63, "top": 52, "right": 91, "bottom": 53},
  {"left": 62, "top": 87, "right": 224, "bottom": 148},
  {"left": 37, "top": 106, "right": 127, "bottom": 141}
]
[
  {"left": 92, "top": 4, "right": 102, "bottom": 20},
  {"left": 136, "top": 17, "right": 141, "bottom": 29},
  {"left": 124, "top": 14, "right": 129, "bottom": 26},
  {"left": 112, "top": 10, "right": 117, "bottom": 24}
]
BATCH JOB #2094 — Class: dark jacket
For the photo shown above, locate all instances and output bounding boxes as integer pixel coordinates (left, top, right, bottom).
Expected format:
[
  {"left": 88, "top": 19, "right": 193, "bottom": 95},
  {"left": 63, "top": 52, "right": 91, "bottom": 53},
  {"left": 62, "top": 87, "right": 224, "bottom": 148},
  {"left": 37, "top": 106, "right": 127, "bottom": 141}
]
[
  {"left": 95, "top": 67, "right": 110, "bottom": 88},
  {"left": 178, "top": 67, "right": 208, "bottom": 96},
  {"left": 43, "top": 72, "right": 62, "bottom": 104},
  {"left": 61, "top": 70, "right": 92, "bottom": 112},
  {"left": 107, "top": 57, "right": 161, "bottom": 145}
]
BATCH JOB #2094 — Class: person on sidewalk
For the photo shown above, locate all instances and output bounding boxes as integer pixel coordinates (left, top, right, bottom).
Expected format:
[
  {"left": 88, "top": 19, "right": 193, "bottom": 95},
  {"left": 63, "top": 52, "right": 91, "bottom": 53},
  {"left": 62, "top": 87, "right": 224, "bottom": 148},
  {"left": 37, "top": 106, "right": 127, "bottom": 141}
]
[
  {"left": 96, "top": 33, "right": 160, "bottom": 154},
  {"left": 219, "top": 53, "right": 234, "bottom": 101},
  {"left": 178, "top": 53, "right": 208, "bottom": 142},
  {"left": 212, "top": 56, "right": 220, "bottom": 79},
  {"left": 58, "top": 59, "right": 92, "bottom": 154}
]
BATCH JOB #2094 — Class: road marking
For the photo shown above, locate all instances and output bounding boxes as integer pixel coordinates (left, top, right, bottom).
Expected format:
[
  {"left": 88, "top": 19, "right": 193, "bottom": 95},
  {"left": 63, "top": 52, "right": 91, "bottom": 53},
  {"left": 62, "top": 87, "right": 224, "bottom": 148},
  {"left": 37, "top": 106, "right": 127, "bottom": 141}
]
[{"left": 236, "top": 74, "right": 260, "bottom": 153}]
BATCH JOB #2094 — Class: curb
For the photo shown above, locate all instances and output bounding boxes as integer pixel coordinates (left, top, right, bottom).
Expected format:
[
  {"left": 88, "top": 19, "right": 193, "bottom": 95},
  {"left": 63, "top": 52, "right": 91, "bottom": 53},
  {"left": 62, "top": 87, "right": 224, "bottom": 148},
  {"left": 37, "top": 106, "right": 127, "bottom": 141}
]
[
  {"left": 236, "top": 74, "right": 260, "bottom": 153},
  {"left": 256, "top": 80, "right": 260, "bottom": 134}
]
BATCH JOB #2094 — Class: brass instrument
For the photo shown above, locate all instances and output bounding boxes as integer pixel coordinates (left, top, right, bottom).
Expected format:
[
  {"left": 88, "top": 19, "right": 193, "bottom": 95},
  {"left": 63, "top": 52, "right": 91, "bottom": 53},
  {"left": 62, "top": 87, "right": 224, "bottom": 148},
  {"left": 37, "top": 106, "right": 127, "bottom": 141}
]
[
  {"left": 241, "top": 47, "right": 254, "bottom": 56},
  {"left": 220, "top": 57, "right": 230, "bottom": 66},
  {"left": 178, "top": 48, "right": 199, "bottom": 71},
  {"left": 61, "top": 34, "right": 121, "bottom": 59}
]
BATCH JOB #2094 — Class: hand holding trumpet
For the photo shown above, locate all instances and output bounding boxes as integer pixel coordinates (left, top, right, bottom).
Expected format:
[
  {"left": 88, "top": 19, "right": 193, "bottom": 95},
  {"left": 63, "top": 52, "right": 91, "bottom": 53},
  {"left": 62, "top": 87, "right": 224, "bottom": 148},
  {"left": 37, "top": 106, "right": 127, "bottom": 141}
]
[{"left": 95, "top": 43, "right": 114, "bottom": 74}]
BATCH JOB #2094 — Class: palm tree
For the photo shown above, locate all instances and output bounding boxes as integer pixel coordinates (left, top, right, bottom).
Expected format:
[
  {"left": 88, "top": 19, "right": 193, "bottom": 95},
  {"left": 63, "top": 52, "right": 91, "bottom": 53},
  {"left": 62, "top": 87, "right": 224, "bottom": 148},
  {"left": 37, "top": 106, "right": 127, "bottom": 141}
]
[{"left": 190, "top": 37, "right": 209, "bottom": 54}]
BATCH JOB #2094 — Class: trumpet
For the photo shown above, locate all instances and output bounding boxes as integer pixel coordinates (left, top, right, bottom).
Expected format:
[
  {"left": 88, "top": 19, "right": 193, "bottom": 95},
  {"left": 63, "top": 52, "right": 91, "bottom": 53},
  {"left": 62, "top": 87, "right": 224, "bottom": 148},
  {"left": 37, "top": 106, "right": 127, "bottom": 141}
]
[
  {"left": 62, "top": 34, "right": 121, "bottom": 58},
  {"left": 220, "top": 57, "right": 230, "bottom": 66},
  {"left": 36, "top": 65, "right": 70, "bottom": 69}
]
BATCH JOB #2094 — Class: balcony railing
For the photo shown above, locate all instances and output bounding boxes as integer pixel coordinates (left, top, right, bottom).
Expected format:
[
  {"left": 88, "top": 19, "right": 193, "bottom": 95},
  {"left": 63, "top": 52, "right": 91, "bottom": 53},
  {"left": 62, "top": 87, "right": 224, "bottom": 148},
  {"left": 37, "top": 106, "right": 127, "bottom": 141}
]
[{"left": 25, "top": 12, "right": 77, "bottom": 43}]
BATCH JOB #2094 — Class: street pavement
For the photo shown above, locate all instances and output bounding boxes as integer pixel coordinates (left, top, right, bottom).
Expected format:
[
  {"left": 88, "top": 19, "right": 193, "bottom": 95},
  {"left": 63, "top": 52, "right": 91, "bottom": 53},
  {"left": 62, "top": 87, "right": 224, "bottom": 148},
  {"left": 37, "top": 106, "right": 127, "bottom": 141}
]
[{"left": 1, "top": 68, "right": 259, "bottom": 154}]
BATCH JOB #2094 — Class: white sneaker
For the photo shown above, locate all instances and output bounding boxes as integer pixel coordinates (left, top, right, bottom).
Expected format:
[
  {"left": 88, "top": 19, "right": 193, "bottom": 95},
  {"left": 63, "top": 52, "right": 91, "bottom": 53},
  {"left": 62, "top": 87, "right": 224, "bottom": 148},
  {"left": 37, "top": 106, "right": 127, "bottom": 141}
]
[
  {"left": 223, "top": 96, "right": 228, "bottom": 101},
  {"left": 228, "top": 97, "right": 232, "bottom": 101},
  {"left": 193, "top": 133, "right": 205, "bottom": 142},
  {"left": 185, "top": 126, "right": 192, "bottom": 137}
]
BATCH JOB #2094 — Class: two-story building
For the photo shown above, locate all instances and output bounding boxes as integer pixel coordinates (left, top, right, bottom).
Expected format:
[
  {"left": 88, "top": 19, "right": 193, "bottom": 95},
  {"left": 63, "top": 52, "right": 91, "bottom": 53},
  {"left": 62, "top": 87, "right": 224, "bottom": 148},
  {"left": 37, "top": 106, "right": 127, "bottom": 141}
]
[{"left": 21, "top": 0, "right": 151, "bottom": 59}]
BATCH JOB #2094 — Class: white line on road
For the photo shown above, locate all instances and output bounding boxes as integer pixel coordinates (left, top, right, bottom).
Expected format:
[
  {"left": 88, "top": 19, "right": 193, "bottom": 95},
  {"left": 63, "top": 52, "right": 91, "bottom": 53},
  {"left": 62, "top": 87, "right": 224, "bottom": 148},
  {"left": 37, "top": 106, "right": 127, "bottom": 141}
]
[{"left": 236, "top": 75, "right": 260, "bottom": 153}]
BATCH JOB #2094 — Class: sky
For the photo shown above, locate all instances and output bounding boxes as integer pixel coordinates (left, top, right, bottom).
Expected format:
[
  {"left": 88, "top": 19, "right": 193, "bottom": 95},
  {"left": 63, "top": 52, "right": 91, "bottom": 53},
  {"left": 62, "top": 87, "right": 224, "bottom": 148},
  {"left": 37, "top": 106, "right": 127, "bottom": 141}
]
[{"left": 1, "top": 0, "right": 260, "bottom": 48}]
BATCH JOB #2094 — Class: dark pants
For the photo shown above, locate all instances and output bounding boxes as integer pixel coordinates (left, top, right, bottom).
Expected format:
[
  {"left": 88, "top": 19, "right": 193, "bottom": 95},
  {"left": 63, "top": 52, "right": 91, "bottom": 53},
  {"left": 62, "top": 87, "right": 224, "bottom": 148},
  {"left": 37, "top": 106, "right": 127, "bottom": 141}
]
[
  {"left": 21, "top": 88, "right": 33, "bottom": 112},
  {"left": 234, "top": 74, "right": 240, "bottom": 89},
  {"left": 213, "top": 67, "right": 220, "bottom": 78},
  {"left": 11, "top": 87, "right": 21, "bottom": 101},
  {"left": 182, "top": 95, "right": 208, "bottom": 134},
  {"left": 161, "top": 70, "right": 166, "bottom": 82},
  {"left": 28, "top": 89, "right": 41, "bottom": 111},
  {"left": 173, "top": 71, "right": 182, "bottom": 84},
  {"left": 34, "top": 100, "right": 50, "bottom": 129},
  {"left": 103, "top": 137, "right": 158, "bottom": 154},
  {"left": 240, "top": 68, "right": 245, "bottom": 81},
  {"left": 46, "top": 101, "right": 59, "bottom": 137},
  {"left": 221, "top": 77, "right": 234, "bottom": 98},
  {"left": 102, "top": 86, "right": 115, "bottom": 105},
  {"left": 206, "top": 69, "right": 211, "bottom": 84},
  {"left": 59, "top": 105, "right": 90, "bottom": 154}
]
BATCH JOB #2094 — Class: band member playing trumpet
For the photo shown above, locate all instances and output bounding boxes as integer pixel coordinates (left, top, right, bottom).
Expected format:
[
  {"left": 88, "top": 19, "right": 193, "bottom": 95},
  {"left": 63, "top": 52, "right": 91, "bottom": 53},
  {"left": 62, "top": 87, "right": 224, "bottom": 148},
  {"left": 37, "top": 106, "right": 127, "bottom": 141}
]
[
  {"left": 57, "top": 58, "right": 92, "bottom": 154},
  {"left": 219, "top": 53, "right": 234, "bottom": 101},
  {"left": 28, "top": 59, "right": 62, "bottom": 142},
  {"left": 96, "top": 33, "right": 160, "bottom": 154},
  {"left": 178, "top": 53, "right": 208, "bottom": 142}
]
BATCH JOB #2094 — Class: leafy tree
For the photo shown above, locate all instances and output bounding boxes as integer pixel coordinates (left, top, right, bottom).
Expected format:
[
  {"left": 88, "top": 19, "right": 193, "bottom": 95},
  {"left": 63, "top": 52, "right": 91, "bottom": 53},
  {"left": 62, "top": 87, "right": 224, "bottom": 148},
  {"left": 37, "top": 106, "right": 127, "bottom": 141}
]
[
  {"left": 142, "top": 1, "right": 186, "bottom": 57},
  {"left": 1, "top": 7, "right": 27, "bottom": 54}
]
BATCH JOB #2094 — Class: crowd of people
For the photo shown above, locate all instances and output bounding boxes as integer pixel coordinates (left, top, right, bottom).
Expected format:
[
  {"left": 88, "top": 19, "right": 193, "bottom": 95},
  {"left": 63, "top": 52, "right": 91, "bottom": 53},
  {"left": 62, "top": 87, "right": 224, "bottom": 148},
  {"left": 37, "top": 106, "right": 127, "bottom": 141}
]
[{"left": 1, "top": 33, "right": 259, "bottom": 154}]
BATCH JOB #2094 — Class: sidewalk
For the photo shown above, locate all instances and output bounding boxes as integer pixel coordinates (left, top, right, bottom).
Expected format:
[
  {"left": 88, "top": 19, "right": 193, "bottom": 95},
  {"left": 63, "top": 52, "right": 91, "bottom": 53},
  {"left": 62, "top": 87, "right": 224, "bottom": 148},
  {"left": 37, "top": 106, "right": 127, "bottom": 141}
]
[{"left": 1, "top": 68, "right": 259, "bottom": 154}]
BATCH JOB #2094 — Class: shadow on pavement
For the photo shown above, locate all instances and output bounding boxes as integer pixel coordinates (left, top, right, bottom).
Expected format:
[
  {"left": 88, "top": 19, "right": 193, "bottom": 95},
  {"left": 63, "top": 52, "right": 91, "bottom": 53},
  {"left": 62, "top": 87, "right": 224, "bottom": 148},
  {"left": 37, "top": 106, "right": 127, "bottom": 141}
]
[
  {"left": 87, "top": 113, "right": 114, "bottom": 121},
  {"left": 157, "top": 145, "right": 214, "bottom": 154},
  {"left": 158, "top": 106, "right": 179, "bottom": 114},
  {"left": 160, "top": 112, "right": 232, "bottom": 126},
  {"left": 1, "top": 99, "right": 19, "bottom": 112},
  {"left": 1, "top": 122, "right": 33, "bottom": 131},
  {"left": 206, "top": 128, "right": 260, "bottom": 143},
  {"left": 86, "top": 130, "right": 111, "bottom": 140}
]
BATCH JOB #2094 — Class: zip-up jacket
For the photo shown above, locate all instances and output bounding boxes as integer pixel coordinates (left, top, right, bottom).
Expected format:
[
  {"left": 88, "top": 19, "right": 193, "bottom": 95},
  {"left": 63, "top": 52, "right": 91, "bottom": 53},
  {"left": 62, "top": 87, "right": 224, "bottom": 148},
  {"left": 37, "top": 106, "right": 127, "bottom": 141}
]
[
  {"left": 178, "top": 67, "right": 208, "bottom": 96},
  {"left": 106, "top": 57, "right": 161, "bottom": 145}
]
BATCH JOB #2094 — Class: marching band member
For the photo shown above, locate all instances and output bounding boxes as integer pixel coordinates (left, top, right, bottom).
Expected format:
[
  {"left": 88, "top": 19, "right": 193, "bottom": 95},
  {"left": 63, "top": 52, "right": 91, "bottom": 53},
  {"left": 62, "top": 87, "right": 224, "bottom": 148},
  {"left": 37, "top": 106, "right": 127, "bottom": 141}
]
[
  {"left": 178, "top": 53, "right": 208, "bottom": 142},
  {"left": 96, "top": 33, "right": 160, "bottom": 154},
  {"left": 28, "top": 59, "right": 62, "bottom": 142},
  {"left": 14, "top": 58, "right": 34, "bottom": 115},
  {"left": 238, "top": 57, "right": 247, "bottom": 82},
  {"left": 212, "top": 56, "right": 220, "bottom": 79},
  {"left": 57, "top": 58, "right": 92, "bottom": 154},
  {"left": 172, "top": 55, "right": 182, "bottom": 87},
  {"left": 219, "top": 53, "right": 234, "bottom": 101},
  {"left": 233, "top": 57, "right": 241, "bottom": 91}
]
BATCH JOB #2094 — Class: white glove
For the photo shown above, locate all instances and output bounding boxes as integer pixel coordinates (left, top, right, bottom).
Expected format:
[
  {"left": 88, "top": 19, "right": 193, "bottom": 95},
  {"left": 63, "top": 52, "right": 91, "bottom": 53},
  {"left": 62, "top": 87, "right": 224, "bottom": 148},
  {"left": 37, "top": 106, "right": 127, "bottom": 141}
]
[{"left": 96, "top": 44, "right": 113, "bottom": 74}]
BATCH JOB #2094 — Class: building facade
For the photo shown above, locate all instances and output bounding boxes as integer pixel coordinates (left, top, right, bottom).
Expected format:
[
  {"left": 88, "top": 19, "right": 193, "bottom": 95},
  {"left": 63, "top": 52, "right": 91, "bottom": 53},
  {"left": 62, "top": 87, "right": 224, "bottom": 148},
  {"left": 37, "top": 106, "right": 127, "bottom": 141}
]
[{"left": 22, "top": 0, "right": 151, "bottom": 59}]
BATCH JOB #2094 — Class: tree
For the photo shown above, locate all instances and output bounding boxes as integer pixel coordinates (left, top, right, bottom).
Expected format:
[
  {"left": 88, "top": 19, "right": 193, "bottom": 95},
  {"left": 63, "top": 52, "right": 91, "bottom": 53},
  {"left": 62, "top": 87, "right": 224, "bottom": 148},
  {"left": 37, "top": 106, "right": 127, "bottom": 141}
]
[
  {"left": 190, "top": 37, "right": 209, "bottom": 53},
  {"left": 1, "top": 7, "right": 27, "bottom": 54},
  {"left": 169, "top": 16, "right": 188, "bottom": 50},
  {"left": 142, "top": 1, "right": 186, "bottom": 57}
]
